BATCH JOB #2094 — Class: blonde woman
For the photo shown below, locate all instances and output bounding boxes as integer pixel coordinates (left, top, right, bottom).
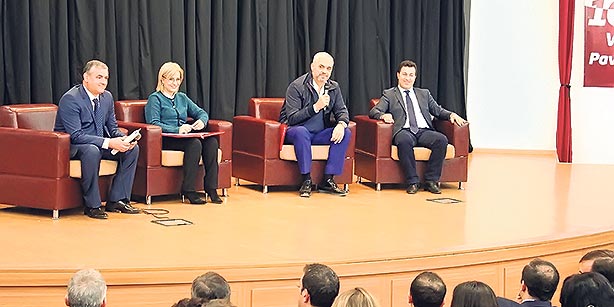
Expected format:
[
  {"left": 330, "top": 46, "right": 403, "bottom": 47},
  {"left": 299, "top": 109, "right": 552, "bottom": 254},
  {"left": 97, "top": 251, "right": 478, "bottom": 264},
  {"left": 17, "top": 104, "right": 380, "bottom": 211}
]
[
  {"left": 145, "top": 62, "right": 221, "bottom": 204},
  {"left": 331, "top": 287, "right": 380, "bottom": 307}
]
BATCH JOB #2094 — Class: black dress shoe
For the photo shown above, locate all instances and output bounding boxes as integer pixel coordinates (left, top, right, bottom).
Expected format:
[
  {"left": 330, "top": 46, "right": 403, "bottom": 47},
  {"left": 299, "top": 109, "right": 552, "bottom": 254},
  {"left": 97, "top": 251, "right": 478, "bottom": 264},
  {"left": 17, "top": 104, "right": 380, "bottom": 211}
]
[
  {"left": 84, "top": 207, "right": 108, "bottom": 219},
  {"left": 406, "top": 183, "right": 419, "bottom": 194},
  {"left": 206, "top": 189, "right": 223, "bottom": 204},
  {"left": 105, "top": 200, "right": 141, "bottom": 214},
  {"left": 423, "top": 181, "right": 442, "bottom": 194},
  {"left": 299, "top": 179, "right": 312, "bottom": 198},
  {"left": 318, "top": 178, "right": 348, "bottom": 196},
  {"left": 181, "top": 191, "right": 205, "bottom": 204}
]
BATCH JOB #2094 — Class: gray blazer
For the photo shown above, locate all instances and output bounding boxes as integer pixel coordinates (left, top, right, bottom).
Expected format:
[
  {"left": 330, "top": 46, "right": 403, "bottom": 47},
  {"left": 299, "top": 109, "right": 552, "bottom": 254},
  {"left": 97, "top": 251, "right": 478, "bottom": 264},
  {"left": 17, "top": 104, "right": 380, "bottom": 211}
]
[{"left": 369, "top": 87, "right": 452, "bottom": 139}]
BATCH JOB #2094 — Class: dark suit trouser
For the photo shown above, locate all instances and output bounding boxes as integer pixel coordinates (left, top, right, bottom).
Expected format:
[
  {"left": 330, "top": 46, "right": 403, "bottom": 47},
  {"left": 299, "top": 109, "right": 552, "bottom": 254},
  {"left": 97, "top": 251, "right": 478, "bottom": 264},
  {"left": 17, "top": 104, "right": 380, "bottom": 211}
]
[
  {"left": 393, "top": 128, "right": 448, "bottom": 184},
  {"left": 162, "top": 136, "right": 219, "bottom": 192},
  {"left": 71, "top": 144, "right": 139, "bottom": 208},
  {"left": 285, "top": 126, "right": 351, "bottom": 176}
]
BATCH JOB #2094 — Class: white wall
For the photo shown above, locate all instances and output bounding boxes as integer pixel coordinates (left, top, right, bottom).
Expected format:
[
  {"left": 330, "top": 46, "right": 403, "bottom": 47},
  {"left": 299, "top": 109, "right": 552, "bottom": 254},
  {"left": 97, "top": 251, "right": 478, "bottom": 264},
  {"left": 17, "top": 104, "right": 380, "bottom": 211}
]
[
  {"left": 570, "top": 1, "right": 614, "bottom": 164},
  {"left": 467, "top": 1, "right": 559, "bottom": 151}
]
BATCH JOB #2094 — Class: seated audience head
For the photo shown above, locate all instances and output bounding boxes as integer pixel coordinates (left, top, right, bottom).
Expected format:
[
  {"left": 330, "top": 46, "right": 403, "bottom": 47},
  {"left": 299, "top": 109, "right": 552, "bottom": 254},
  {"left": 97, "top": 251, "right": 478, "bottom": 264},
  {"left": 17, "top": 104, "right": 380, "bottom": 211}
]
[
  {"left": 450, "top": 281, "right": 497, "bottom": 307},
  {"left": 578, "top": 249, "right": 614, "bottom": 273},
  {"left": 408, "top": 271, "right": 446, "bottom": 307},
  {"left": 191, "top": 272, "right": 231, "bottom": 302},
  {"left": 559, "top": 272, "right": 614, "bottom": 307},
  {"left": 331, "top": 287, "right": 379, "bottom": 307},
  {"left": 519, "top": 258, "right": 560, "bottom": 301},
  {"left": 65, "top": 269, "right": 107, "bottom": 307},
  {"left": 172, "top": 297, "right": 207, "bottom": 307},
  {"left": 591, "top": 257, "right": 614, "bottom": 287},
  {"left": 299, "top": 263, "right": 340, "bottom": 307}
]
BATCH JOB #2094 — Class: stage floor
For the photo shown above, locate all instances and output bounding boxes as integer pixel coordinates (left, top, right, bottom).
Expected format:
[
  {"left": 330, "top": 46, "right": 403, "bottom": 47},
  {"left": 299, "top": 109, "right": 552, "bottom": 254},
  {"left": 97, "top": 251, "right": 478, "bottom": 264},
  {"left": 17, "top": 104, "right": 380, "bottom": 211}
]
[{"left": 1, "top": 151, "right": 613, "bottom": 306}]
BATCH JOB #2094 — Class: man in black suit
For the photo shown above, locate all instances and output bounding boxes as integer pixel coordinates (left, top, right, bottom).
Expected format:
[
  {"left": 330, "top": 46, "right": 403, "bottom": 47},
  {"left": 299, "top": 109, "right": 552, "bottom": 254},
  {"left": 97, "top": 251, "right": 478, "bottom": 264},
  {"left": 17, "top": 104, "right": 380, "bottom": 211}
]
[
  {"left": 497, "top": 258, "right": 560, "bottom": 307},
  {"left": 578, "top": 249, "right": 614, "bottom": 273},
  {"left": 55, "top": 60, "right": 140, "bottom": 219},
  {"left": 369, "top": 60, "right": 466, "bottom": 194}
]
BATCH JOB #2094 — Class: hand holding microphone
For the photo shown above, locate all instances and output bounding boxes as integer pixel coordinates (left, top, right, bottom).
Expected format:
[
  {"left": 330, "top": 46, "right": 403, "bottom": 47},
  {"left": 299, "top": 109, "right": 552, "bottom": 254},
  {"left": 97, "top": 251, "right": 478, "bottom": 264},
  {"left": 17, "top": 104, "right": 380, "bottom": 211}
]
[{"left": 314, "top": 83, "right": 330, "bottom": 112}]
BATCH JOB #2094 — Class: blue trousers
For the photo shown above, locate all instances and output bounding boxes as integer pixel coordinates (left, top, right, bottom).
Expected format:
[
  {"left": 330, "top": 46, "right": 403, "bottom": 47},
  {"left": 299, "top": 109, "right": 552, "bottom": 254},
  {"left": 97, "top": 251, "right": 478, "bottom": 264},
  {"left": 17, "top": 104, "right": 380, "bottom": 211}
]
[
  {"left": 70, "top": 144, "right": 139, "bottom": 208},
  {"left": 285, "top": 126, "right": 351, "bottom": 175},
  {"left": 393, "top": 128, "right": 448, "bottom": 184}
]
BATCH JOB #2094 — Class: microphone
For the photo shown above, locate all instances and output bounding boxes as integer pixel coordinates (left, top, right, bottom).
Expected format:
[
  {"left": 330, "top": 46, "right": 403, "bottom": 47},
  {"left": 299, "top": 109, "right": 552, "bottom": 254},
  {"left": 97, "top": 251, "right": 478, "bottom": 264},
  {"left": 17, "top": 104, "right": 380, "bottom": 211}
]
[{"left": 322, "top": 83, "right": 330, "bottom": 111}]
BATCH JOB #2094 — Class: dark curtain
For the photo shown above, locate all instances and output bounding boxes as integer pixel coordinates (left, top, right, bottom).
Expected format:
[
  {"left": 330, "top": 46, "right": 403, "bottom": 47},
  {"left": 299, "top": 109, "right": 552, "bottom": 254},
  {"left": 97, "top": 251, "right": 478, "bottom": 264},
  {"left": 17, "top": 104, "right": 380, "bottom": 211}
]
[
  {"left": 0, "top": 0, "right": 466, "bottom": 121},
  {"left": 557, "top": 0, "right": 574, "bottom": 163}
]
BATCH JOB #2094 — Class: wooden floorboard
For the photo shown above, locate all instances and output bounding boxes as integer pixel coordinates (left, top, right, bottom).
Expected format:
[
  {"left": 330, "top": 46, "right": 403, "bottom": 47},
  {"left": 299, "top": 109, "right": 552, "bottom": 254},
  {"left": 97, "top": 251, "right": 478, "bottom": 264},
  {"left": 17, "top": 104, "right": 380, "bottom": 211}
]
[{"left": 1, "top": 151, "right": 613, "bottom": 306}]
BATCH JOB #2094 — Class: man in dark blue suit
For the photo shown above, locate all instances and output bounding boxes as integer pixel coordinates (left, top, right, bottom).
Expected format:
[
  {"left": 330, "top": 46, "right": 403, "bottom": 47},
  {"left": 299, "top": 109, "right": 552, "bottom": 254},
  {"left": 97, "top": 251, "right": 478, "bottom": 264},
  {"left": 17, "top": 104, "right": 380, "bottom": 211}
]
[
  {"left": 55, "top": 60, "right": 140, "bottom": 219},
  {"left": 497, "top": 258, "right": 560, "bottom": 307},
  {"left": 369, "top": 60, "right": 466, "bottom": 194}
]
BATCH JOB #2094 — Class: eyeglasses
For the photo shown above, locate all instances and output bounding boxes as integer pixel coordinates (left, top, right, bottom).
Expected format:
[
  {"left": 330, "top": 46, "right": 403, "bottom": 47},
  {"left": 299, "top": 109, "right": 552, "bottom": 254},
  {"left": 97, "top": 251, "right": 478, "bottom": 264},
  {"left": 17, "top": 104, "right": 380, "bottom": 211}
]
[{"left": 163, "top": 76, "right": 182, "bottom": 83}]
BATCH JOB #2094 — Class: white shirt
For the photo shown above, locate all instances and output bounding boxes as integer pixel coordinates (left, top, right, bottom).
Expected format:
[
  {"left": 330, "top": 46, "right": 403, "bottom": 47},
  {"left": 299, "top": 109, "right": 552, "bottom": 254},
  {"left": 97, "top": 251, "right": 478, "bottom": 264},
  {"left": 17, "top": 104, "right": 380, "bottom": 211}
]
[
  {"left": 83, "top": 86, "right": 110, "bottom": 149},
  {"left": 398, "top": 86, "right": 429, "bottom": 129}
]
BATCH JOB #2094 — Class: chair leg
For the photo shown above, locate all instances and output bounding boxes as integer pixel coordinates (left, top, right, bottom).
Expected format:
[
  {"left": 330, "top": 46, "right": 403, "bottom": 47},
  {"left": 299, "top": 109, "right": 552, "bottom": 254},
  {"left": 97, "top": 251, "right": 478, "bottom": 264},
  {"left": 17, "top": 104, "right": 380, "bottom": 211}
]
[
  {"left": 222, "top": 188, "right": 228, "bottom": 197},
  {"left": 235, "top": 178, "right": 240, "bottom": 186},
  {"left": 376, "top": 183, "right": 381, "bottom": 191},
  {"left": 263, "top": 185, "right": 268, "bottom": 194},
  {"left": 458, "top": 182, "right": 463, "bottom": 190},
  {"left": 52, "top": 209, "right": 59, "bottom": 220},
  {"left": 357, "top": 176, "right": 362, "bottom": 183},
  {"left": 146, "top": 195, "right": 152, "bottom": 205},
  {"left": 344, "top": 184, "right": 349, "bottom": 191}
]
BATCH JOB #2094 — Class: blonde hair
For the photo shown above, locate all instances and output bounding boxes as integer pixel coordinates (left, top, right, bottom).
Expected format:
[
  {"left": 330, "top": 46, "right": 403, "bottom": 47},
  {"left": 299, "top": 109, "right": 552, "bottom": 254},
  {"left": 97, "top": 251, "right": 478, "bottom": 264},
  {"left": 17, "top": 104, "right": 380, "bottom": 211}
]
[
  {"left": 331, "top": 287, "right": 380, "bottom": 307},
  {"left": 156, "top": 62, "right": 184, "bottom": 92}
]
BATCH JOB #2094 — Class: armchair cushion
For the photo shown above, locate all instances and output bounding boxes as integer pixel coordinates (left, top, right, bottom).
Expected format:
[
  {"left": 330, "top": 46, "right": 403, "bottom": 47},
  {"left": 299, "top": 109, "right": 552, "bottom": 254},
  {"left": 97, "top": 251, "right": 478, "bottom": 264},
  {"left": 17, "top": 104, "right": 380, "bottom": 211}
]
[
  {"left": 279, "top": 145, "right": 331, "bottom": 161},
  {"left": 69, "top": 160, "right": 118, "bottom": 178},
  {"left": 390, "top": 144, "right": 456, "bottom": 161},
  {"left": 161, "top": 149, "right": 223, "bottom": 167}
]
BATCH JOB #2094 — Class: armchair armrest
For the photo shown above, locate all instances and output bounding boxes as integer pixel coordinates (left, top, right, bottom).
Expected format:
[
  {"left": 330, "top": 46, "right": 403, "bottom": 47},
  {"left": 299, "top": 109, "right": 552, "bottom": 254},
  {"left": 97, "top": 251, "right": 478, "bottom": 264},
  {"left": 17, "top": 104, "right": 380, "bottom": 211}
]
[
  {"left": 232, "top": 115, "right": 283, "bottom": 159},
  {"left": 434, "top": 119, "right": 469, "bottom": 157},
  {"left": 353, "top": 115, "right": 393, "bottom": 158},
  {"left": 0, "top": 127, "right": 71, "bottom": 178},
  {"left": 206, "top": 119, "right": 233, "bottom": 161},
  {"left": 117, "top": 121, "right": 162, "bottom": 168}
]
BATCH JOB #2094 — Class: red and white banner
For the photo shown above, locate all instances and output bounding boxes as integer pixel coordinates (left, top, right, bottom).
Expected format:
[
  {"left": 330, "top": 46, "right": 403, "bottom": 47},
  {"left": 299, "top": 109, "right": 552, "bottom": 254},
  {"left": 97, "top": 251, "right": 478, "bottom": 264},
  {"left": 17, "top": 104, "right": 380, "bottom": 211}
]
[{"left": 585, "top": 1, "right": 614, "bottom": 87}]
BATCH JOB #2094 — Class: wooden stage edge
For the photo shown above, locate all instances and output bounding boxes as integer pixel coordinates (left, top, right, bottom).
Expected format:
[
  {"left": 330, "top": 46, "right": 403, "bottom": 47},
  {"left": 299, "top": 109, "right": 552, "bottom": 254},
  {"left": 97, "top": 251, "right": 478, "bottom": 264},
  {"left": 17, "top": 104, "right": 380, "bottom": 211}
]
[{"left": 2, "top": 230, "right": 613, "bottom": 307}]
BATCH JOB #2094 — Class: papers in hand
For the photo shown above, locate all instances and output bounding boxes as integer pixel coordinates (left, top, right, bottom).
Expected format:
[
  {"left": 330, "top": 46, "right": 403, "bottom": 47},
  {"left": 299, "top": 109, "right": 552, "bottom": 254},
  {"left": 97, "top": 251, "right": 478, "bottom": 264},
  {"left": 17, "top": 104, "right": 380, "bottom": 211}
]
[
  {"left": 111, "top": 128, "right": 141, "bottom": 155},
  {"left": 161, "top": 131, "right": 224, "bottom": 138}
]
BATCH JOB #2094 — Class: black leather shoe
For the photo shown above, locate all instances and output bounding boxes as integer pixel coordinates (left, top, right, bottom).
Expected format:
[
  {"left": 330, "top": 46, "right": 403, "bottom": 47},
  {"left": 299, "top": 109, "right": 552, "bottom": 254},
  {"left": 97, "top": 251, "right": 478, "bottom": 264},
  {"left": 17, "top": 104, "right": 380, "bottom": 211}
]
[
  {"left": 406, "top": 183, "right": 419, "bottom": 194},
  {"left": 105, "top": 200, "right": 141, "bottom": 214},
  {"left": 423, "top": 181, "right": 442, "bottom": 194},
  {"left": 206, "top": 189, "right": 223, "bottom": 204},
  {"left": 318, "top": 178, "right": 348, "bottom": 196},
  {"left": 299, "top": 179, "right": 312, "bottom": 197},
  {"left": 181, "top": 191, "right": 205, "bottom": 204},
  {"left": 84, "top": 207, "right": 108, "bottom": 219}
]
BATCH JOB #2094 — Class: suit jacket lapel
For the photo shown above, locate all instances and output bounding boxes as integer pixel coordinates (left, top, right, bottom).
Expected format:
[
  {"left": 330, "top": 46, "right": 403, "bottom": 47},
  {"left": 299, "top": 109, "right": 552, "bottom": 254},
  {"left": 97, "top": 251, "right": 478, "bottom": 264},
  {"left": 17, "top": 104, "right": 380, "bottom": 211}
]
[
  {"left": 393, "top": 87, "right": 407, "bottom": 114},
  {"left": 78, "top": 85, "right": 97, "bottom": 122},
  {"left": 414, "top": 89, "right": 432, "bottom": 126}
]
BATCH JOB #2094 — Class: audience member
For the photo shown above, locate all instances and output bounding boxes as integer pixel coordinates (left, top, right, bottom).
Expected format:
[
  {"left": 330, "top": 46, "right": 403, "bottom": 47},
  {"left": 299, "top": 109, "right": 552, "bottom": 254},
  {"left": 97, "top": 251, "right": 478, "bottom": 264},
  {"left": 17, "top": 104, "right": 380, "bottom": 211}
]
[
  {"left": 559, "top": 272, "right": 614, "bottom": 307},
  {"left": 172, "top": 297, "right": 207, "bottom": 307},
  {"left": 298, "top": 263, "right": 340, "bottom": 307},
  {"left": 203, "top": 299, "right": 235, "bottom": 307},
  {"left": 55, "top": 59, "right": 140, "bottom": 219},
  {"left": 578, "top": 249, "right": 614, "bottom": 273},
  {"left": 591, "top": 257, "right": 614, "bottom": 286},
  {"left": 145, "top": 62, "right": 222, "bottom": 204},
  {"left": 369, "top": 60, "right": 466, "bottom": 194},
  {"left": 450, "top": 281, "right": 498, "bottom": 307},
  {"left": 65, "top": 269, "right": 107, "bottom": 307},
  {"left": 331, "top": 287, "right": 379, "bottom": 307},
  {"left": 497, "top": 258, "right": 559, "bottom": 307},
  {"left": 279, "top": 51, "right": 351, "bottom": 197},
  {"left": 408, "top": 271, "right": 446, "bottom": 307},
  {"left": 191, "top": 271, "right": 231, "bottom": 302}
]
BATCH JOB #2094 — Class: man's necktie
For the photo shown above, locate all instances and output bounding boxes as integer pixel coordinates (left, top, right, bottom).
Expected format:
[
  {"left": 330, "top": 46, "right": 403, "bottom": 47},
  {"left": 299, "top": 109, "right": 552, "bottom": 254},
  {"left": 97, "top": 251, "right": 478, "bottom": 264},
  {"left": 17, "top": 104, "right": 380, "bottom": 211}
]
[
  {"left": 404, "top": 90, "right": 419, "bottom": 134},
  {"left": 93, "top": 98, "right": 104, "bottom": 137}
]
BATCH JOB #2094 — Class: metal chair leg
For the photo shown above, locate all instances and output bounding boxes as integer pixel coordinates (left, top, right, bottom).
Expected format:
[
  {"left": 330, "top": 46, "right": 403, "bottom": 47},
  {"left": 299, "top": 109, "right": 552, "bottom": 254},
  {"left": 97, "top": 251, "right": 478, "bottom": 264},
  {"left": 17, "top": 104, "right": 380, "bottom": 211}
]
[
  {"left": 235, "top": 178, "right": 240, "bottom": 186},
  {"left": 146, "top": 195, "right": 152, "bottom": 205},
  {"left": 263, "top": 185, "right": 268, "bottom": 194},
  {"left": 376, "top": 183, "right": 381, "bottom": 191},
  {"left": 357, "top": 176, "right": 362, "bottom": 183},
  {"left": 52, "top": 210, "right": 59, "bottom": 220},
  {"left": 222, "top": 188, "right": 228, "bottom": 197}
]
